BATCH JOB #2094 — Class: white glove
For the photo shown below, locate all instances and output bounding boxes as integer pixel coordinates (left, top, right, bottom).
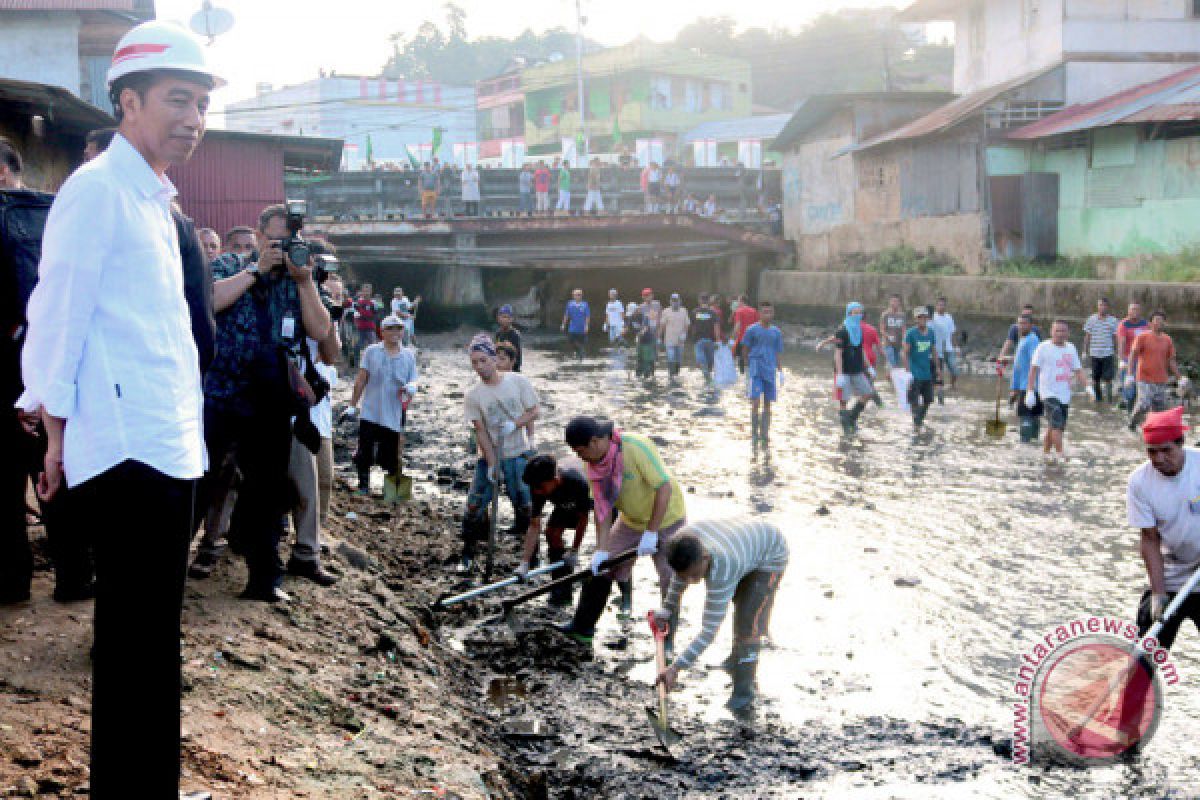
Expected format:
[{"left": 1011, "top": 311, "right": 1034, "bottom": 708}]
[
  {"left": 1024, "top": 390, "right": 1036, "bottom": 409},
  {"left": 515, "top": 562, "right": 530, "bottom": 581},
  {"left": 563, "top": 550, "right": 578, "bottom": 570},
  {"left": 867, "top": 365, "right": 876, "bottom": 379},
  {"left": 1151, "top": 593, "right": 1168, "bottom": 622},
  {"left": 1085, "top": 385, "right": 1096, "bottom": 400},
  {"left": 638, "top": 530, "right": 659, "bottom": 556},
  {"left": 1181, "top": 377, "right": 1192, "bottom": 393},
  {"left": 590, "top": 550, "right": 610, "bottom": 576},
  {"left": 835, "top": 374, "right": 848, "bottom": 390},
  {"left": 342, "top": 405, "right": 359, "bottom": 418},
  {"left": 650, "top": 607, "right": 672, "bottom": 632},
  {"left": 500, "top": 420, "right": 517, "bottom": 437},
  {"left": 1119, "top": 360, "right": 1128, "bottom": 372},
  {"left": 1125, "top": 375, "right": 1136, "bottom": 390}
]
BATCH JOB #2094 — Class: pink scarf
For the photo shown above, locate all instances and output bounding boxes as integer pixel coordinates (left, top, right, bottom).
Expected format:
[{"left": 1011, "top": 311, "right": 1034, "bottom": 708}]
[{"left": 587, "top": 429, "right": 624, "bottom": 526}]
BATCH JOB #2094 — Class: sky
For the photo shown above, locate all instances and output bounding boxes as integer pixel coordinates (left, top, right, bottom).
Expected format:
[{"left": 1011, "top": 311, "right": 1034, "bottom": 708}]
[{"left": 154, "top": 0, "right": 926, "bottom": 122}]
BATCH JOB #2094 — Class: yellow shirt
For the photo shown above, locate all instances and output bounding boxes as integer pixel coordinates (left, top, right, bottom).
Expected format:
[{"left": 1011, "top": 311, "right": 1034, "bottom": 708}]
[{"left": 615, "top": 433, "right": 686, "bottom": 531}]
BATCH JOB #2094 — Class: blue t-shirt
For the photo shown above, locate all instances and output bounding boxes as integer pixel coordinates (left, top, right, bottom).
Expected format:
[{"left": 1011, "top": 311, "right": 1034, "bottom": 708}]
[
  {"left": 565, "top": 300, "right": 590, "bottom": 334},
  {"left": 742, "top": 322, "right": 783, "bottom": 380},
  {"left": 904, "top": 326, "right": 937, "bottom": 381},
  {"left": 1011, "top": 332, "right": 1040, "bottom": 391}
]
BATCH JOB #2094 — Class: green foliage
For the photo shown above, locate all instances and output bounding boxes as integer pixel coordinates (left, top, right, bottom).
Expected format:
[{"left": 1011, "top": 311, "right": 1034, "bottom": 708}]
[
  {"left": 382, "top": 3, "right": 595, "bottom": 86},
  {"left": 1124, "top": 248, "right": 1200, "bottom": 283},
  {"left": 862, "top": 246, "right": 963, "bottom": 275},
  {"left": 378, "top": 6, "right": 952, "bottom": 110},
  {"left": 988, "top": 257, "right": 1100, "bottom": 280}
]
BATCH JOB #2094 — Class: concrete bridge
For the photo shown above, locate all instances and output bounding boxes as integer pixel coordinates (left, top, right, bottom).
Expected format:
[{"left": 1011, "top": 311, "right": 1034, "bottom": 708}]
[{"left": 309, "top": 207, "right": 791, "bottom": 325}]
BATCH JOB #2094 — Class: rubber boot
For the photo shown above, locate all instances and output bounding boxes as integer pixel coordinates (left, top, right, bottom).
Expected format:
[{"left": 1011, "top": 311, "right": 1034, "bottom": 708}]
[
  {"left": 726, "top": 644, "right": 760, "bottom": 711},
  {"left": 565, "top": 574, "right": 613, "bottom": 642},
  {"left": 459, "top": 511, "right": 487, "bottom": 572},
  {"left": 506, "top": 506, "right": 531, "bottom": 538},
  {"left": 1019, "top": 417, "right": 1035, "bottom": 443},
  {"left": 547, "top": 547, "right": 573, "bottom": 607},
  {"left": 751, "top": 409, "right": 760, "bottom": 442},
  {"left": 1031, "top": 417, "right": 1040, "bottom": 441},
  {"left": 846, "top": 401, "right": 865, "bottom": 432},
  {"left": 616, "top": 579, "right": 634, "bottom": 620},
  {"left": 838, "top": 409, "right": 852, "bottom": 434}
]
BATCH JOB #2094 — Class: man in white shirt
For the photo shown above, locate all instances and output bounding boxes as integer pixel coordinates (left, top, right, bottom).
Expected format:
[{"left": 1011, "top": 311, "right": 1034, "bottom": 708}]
[
  {"left": 603, "top": 288, "right": 625, "bottom": 344},
  {"left": 1027, "top": 320, "right": 1088, "bottom": 456},
  {"left": 15, "top": 21, "right": 221, "bottom": 798},
  {"left": 1127, "top": 406, "right": 1200, "bottom": 650},
  {"left": 931, "top": 296, "right": 958, "bottom": 397}
]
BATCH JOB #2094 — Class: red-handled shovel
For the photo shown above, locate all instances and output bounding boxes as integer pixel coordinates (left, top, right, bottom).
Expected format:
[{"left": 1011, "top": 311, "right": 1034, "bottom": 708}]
[{"left": 645, "top": 612, "right": 683, "bottom": 754}]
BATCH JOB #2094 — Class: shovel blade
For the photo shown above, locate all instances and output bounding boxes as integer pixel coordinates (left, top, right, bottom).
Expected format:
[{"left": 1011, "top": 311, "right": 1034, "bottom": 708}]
[
  {"left": 644, "top": 705, "right": 683, "bottom": 749},
  {"left": 985, "top": 420, "right": 1007, "bottom": 438}
]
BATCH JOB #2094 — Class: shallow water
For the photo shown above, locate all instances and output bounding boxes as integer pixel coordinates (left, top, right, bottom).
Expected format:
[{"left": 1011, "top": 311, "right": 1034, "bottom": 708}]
[{"left": 399, "top": 319, "right": 1200, "bottom": 798}]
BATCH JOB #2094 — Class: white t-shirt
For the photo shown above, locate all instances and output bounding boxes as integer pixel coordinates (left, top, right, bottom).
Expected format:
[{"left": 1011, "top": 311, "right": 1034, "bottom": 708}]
[
  {"left": 464, "top": 372, "right": 539, "bottom": 460},
  {"left": 1128, "top": 449, "right": 1200, "bottom": 591},
  {"left": 310, "top": 362, "right": 339, "bottom": 439},
  {"left": 605, "top": 300, "right": 625, "bottom": 330},
  {"left": 931, "top": 312, "right": 956, "bottom": 355},
  {"left": 1032, "top": 340, "right": 1082, "bottom": 404}
]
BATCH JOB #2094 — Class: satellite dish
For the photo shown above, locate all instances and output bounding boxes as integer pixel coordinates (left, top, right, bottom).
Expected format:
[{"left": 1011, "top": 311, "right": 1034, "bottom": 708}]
[{"left": 189, "top": 1, "right": 234, "bottom": 42}]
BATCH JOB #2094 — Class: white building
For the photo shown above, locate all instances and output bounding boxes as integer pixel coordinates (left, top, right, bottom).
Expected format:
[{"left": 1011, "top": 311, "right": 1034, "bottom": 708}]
[
  {"left": 224, "top": 76, "right": 478, "bottom": 170},
  {"left": 0, "top": 0, "right": 153, "bottom": 112},
  {"left": 902, "top": 0, "right": 1200, "bottom": 104}
]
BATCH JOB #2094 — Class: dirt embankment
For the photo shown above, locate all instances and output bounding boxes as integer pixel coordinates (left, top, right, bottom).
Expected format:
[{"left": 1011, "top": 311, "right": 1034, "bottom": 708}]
[{"left": 0, "top": 473, "right": 541, "bottom": 799}]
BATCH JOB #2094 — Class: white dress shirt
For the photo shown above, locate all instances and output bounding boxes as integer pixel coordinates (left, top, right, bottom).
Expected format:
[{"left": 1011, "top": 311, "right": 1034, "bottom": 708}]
[{"left": 18, "top": 133, "right": 206, "bottom": 487}]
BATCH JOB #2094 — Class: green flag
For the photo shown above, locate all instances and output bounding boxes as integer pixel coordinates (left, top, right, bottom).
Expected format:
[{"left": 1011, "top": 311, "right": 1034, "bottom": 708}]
[
  {"left": 365, "top": 134, "right": 374, "bottom": 165},
  {"left": 611, "top": 114, "right": 622, "bottom": 146},
  {"left": 431, "top": 126, "right": 443, "bottom": 157},
  {"left": 403, "top": 144, "right": 419, "bottom": 169}
]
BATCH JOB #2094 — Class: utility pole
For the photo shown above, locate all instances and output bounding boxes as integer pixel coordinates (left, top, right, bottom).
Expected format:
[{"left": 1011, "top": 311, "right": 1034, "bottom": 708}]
[{"left": 574, "top": 0, "right": 589, "bottom": 159}]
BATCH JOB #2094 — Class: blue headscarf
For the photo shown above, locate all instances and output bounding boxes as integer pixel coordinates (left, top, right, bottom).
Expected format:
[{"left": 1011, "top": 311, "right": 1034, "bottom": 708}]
[{"left": 843, "top": 302, "right": 864, "bottom": 346}]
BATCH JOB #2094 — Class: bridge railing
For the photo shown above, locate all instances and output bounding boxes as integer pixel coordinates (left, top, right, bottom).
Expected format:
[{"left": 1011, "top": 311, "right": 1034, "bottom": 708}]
[{"left": 286, "top": 167, "right": 782, "bottom": 222}]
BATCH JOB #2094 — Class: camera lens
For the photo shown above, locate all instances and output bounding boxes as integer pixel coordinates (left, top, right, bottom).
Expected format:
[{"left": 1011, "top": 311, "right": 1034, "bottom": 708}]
[{"left": 289, "top": 242, "right": 310, "bottom": 267}]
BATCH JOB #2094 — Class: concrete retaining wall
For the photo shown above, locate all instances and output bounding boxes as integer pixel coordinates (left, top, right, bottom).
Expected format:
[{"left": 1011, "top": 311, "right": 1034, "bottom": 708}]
[
  {"left": 795, "top": 213, "right": 988, "bottom": 275},
  {"left": 760, "top": 270, "right": 1200, "bottom": 330}
]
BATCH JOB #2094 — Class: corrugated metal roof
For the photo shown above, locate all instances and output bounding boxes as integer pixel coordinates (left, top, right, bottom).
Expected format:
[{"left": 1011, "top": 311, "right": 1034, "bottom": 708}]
[
  {"left": 0, "top": 76, "right": 113, "bottom": 130},
  {"left": 847, "top": 65, "right": 1061, "bottom": 154},
  {"left": 770, "top": 91, "right": 953, "bottom": 151},
  {"left": 1007, "top": 64, "right": 1200, "bottom": 139},
  {"left": 681, "top": 114, "right": 791, "bottom": 145},
  {"left": 0, "top": 0, "right": 134, "bottom": 8}
]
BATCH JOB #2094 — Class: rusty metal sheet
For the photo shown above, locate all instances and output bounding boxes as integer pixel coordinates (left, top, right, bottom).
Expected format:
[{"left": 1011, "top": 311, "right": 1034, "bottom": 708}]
[{"left": 1008, "top": 64, "right": 1200, "bottom": 139}]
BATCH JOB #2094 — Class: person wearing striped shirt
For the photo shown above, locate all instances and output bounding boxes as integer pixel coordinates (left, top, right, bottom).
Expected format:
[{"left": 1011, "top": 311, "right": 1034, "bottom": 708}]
[
  {"left": 652, "top": 518, "right": 788, "bottom": 710},
  {"left": 1083, "top": 297, "right": 1120, "bottom": 404}
]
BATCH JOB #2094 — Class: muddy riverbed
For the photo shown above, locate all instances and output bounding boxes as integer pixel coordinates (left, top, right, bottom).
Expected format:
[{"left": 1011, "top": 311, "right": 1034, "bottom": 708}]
[
  {"left": 4, "top": 311, "right": 1200, "bottom": 798},
  {"left": 399, "top": 315, "right": 1200, "bottom": 799}
]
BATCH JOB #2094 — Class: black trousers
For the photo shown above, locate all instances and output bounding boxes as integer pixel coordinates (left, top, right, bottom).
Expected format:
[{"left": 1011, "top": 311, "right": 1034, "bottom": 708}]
[
  {"left": 72, "top": 460, "right": 194, "bottom": 798},
  {"left": 355, "top": 419, "right": 400, "bottom": 486},
  {"left": 0, "top": 410, "right": 32, "bottom": 600},
  {"left": 199, "top": 405, "right": 293, "bottom": 592}
]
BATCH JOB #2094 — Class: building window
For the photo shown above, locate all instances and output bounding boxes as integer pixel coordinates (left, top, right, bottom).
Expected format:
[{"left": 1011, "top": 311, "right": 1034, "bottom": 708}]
[
  {"left": 1193, "top": 0, "right": 1200, "bottom": 17},
  {"left": 650, "top": 77, "right": 672, "bottom": 110}
]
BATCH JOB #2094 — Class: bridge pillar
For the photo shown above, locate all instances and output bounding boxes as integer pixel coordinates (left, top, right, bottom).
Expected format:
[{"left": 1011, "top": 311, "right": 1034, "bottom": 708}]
[
  {"left": 715, "top": 253, "right": 750, "bottom": 299},
  {"left": 428, "top": 263, "right": 486, "bottom": 313}
]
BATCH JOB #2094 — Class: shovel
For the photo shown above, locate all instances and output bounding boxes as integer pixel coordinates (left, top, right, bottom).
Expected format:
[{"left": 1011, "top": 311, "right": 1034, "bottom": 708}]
[
  {"left": 985, "top": 362, "right": 1008, "bottom": 438},
  {"left": 645, "top": 612, "right": 683, "bottom": 753},
  {"left": 431, "top": 560, "right": 566, "bottom": 611},
  {"left": 483, "top": 468, "right": 502, "bottom": 581},
  {"left": 496, "top": 549, "right": 639, "bottom": 625}
]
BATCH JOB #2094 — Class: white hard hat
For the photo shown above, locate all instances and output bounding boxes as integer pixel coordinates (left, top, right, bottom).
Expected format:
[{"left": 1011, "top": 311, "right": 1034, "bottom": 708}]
[{"left": 107, "top": 20, "right": 225, "bottom": 90}]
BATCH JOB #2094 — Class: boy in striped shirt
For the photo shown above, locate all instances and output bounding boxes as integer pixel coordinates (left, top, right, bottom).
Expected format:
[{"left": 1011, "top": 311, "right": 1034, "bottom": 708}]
[{"left": 652, "top": 518, "right": 788, "bottom": 710}]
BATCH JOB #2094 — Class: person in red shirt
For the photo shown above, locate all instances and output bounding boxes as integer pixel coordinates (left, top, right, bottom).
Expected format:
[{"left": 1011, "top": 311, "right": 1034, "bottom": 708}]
[
  {"left": 1129, "top": 310, "right": 1182, "bottom": 431},
  {"left": 533, "top": 161, "right": 552, "bottom": 215},
  {"left": 730, "top": 294, "right": 760, "bottom": 375}
]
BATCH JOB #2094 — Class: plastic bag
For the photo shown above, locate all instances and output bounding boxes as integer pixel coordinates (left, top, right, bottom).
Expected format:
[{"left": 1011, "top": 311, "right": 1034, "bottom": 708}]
[
  {"left": 890, "top": 368, "right": 912, "bottom": 411},
  {"left": 713, "top": 344, "right": 737, "bottom": 387}
]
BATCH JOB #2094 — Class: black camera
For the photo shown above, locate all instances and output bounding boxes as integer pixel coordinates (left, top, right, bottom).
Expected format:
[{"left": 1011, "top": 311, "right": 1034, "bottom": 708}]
[
  {"left": 276, "top": 199, "right": 310, "bottom": 269},
  {"left": 313, "top": 253, "right": 338, "bottom": 285}
]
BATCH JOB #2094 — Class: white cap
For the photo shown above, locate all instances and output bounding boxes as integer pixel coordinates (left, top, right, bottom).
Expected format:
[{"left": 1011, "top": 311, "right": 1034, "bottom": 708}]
[
  {"left": 107, "top": 20, "right": 226, "bottom": 90},
  {"left": 382, "top": 314, "right": 404, "bottom": 328}
]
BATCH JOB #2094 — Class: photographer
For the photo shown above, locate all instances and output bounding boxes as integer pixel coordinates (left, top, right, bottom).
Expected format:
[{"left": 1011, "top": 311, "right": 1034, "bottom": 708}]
[{"left": 192, "top": 202, "right": 331, "bottom": 603}]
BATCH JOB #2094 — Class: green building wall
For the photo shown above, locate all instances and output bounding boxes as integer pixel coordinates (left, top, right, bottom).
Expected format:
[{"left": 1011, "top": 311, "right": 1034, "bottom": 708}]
[{"left": 988, "top": 128, "right": 1200, "bottom": 259}]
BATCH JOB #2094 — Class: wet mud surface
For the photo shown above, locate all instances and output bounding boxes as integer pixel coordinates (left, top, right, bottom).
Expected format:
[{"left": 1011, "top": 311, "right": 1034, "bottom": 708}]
[{"left": 5, "top": 314, "right": 1200, "bottom": 798}]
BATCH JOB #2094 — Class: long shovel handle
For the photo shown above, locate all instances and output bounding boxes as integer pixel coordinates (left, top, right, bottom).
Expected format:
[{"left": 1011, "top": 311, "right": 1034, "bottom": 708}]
[
  {"left": 433, "top": 561, "right": 566, "bottom": 610},
  {"left": 502, "top": 549, "right": 638, "bottom": 611},
  {"left": 484, "top": 473, "right": 501, "bottom": 581},
  {"left": 1069, "top": 564, "right": 1200, "bottom": 738},
  {"left": 648, "top": 612, "right": 671, "bottom": 719}
]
